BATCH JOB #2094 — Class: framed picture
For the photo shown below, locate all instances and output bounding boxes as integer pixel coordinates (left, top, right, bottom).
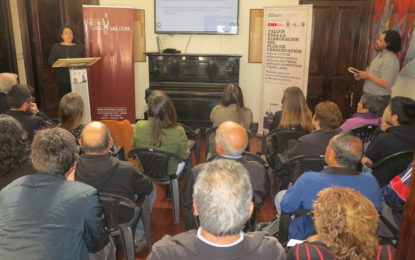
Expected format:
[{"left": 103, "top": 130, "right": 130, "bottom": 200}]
[
  {"left": 248, "top": 9, "right": 264, "bottom": 63},
  {"left": 134, "top": 9, "right": 146, "bottom": 62}
]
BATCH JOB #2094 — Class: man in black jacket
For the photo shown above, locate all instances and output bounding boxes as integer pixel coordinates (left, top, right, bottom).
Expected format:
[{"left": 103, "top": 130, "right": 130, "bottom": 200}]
[
  {"left": 182, "top": 121, "right": 269, "bottom": 230},
  {"left": 75, "top": 121, "right": 154, "bottom": 251},
  {"left": 362, "top": 96, "right": 415, "bottom": 186},
  {"left": 6, "top": 84, "right": 54, "bottom": 140}
]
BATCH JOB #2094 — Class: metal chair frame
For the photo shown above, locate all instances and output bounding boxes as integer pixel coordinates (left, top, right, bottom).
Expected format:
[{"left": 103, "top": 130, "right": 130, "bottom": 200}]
[{"left": 368, "top": 150, "right": 415, "bottom": 187}]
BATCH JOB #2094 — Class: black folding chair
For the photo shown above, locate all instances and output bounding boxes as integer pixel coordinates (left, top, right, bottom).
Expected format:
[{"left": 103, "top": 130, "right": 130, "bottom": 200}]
[
  {"left": 284, "top": 155, "right": 326, "bottom": 187},
  {"left": 128, "top": 148, "right": 186, "bottom": 224},
  {"left": 349, "top": 124, "right": 378, "bottom": 147},
  {"left": 99, "top": 193, "right": 152, "bottom": 260},
  {"left": 368, "top": 150, "right": 415, "bottom": 187},
  {"left": 263, "top": 128, "right": 308, "bottom": 171}
]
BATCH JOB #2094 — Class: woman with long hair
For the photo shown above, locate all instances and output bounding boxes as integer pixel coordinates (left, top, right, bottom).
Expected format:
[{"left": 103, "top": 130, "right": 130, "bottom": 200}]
[
  {"left": 210, "top": 84, "right": 253, "bottom": 130},
  {"left": 58, "top": 92, "right": 85, "bottom": 140},
  {"left": 287, "top": 186, "right": 394, "bottom": 260},
  {"left": 269, "top": 86, "right": 313, "bottom": 132},
  {"left": 0, "top": 115, "right": 34, "bottom": 189},
  {"left": 48, "top": 26, "right": 85, "bottom": 99},
  {"left": 132, "top": 90, "right": 190, "bottom": 175}
]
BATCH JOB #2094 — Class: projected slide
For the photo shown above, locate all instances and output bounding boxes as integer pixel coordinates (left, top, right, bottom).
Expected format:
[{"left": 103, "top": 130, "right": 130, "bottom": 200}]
[{"left": 155, "top": 0, "right": 239, "bottom": 34}]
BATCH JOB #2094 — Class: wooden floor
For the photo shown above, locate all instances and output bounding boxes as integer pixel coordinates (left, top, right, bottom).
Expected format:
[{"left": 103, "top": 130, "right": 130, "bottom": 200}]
[{"left": 117, "top": 133, "right": 276, "bottom": 259}]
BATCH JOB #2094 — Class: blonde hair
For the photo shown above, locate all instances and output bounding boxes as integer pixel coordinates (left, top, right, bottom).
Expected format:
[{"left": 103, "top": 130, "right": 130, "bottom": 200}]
[
  {"left": 313, "top": 186, "right": 379, "bottom": 260},
  {"left": 279, "top": 87, "right": 313, "bottom": 132}
]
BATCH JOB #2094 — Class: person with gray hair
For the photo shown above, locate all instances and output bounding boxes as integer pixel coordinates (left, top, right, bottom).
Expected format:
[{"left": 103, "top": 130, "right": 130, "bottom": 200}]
[
  {"left": 0, "top": 128, "right": 110, "bottom": 259},
  {"left": 0, "top": 72, "right": 18, "bottom": 113},
  {"left": 182, "top": 121, "right": 269, "bottom": 230},
  {"left": 76, "top": 121, "right": 154, "bottom": 252},
  {"left": 340, "top": 93, "right": 383, "bottom": 131},
  {"left": 150, "top": 159, "right": 286, "bottom": 260},
  {"left": 275, "top": 131, "right": 382, "bottom": 240}
]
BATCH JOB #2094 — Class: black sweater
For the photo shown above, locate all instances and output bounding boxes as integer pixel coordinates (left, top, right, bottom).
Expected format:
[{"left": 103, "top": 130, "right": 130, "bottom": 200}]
[
  {"left": 365, "top": 122, "right": 415, "bottom": 186},
  {"left": 75, "top": 153, "right": 153, "bottom": 222},
  {"left": 48, "top": 43, "right": 84, "bottom": 84}
]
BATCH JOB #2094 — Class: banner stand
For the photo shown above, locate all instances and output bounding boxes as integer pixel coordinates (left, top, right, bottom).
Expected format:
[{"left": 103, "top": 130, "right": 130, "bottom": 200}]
[{"left": 258, "top": 6, "right": 313, "bottom": 135}]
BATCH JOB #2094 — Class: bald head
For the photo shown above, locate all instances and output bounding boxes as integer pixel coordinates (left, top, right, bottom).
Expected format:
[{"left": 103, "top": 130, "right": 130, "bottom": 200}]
[
  {"left": 215, "top": 121, "right": 248, "bottom": 156},
  {"left": 0, "top": 73, "right": 18, "bottom": 92},
  {"left": 80, "top": 121, "right": 112, "bottom": 154},
  {"left": 325, "top": 132, "right": 363, "bottom": 169}
]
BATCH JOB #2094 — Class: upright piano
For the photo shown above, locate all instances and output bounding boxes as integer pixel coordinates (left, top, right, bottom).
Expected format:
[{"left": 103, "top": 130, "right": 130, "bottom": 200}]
[{"left": 145, "top": 53, "right": 241, "bottom": 129}]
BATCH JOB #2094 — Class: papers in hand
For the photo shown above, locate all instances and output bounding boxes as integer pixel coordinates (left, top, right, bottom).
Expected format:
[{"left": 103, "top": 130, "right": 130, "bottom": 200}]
[
  {"left": 287, "top": 239, "right": 305, "bottom": 247},
  {"left": 347, "top": 67, "right": 360, "bottom": 74},
  {"left": 176, "top": 161, "right": 186, "bottom": 176}
]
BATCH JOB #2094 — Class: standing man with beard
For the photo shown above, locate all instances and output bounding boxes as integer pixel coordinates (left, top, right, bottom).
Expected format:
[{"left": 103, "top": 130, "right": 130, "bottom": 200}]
[{"left": 354, "top": 30, "right": 402, "bottom": 110}]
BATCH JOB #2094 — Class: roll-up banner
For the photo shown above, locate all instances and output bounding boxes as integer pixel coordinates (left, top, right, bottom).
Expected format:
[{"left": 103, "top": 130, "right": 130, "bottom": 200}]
[
  {"left": 259, "top": 6, "right": 313, "bottom": 134},
  {"left": 83, "top": 6, "right": 135, "bottom": 122}
]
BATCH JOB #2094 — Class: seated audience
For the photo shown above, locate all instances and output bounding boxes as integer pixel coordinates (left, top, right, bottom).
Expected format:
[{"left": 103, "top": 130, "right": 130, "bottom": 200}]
[
  {"left": 76, "top": 121, "right": 154, "bottom": 252},
  {"left": 362, "top": 96, "right": 415, "bottom": 186},
  {"left": 6, "top": 84, "right": 54, "bottom": 140},
  {"left": 210, "top": 83, "right": 253, "bottom": 130},
  {"left": 340, "top": 93, "right": 383, "bottom": 131},
  {"left": 209, "top": 84, "right": 253, "bottom": 155},
  {"left": 182, "top": 121, "right": 269, "bottom": 230},
  {"left": 149, "top": 159, "right": 286, "bottom": 260},
  {"left": 0, "top": 128, "right": 109, "bottom": 259},
  {"left": 381, "top": 162, "right": 413, "bottom": 229},
  {"left": 287, "top": 186, "right": 395, "bottom": 260},
  {"left": 59, "top": 92, "right": 85, "bottom": 140},
  {"left": 133, "top": 90, "right": 190, "bottom": 175},
  {"left": 275, "top": 132, "right": 381, "bottom": 240},
  {"left": 0, "top": 72, "right": 18, "bottom": 114},
  {"left": 0, "top": 114, "right": 34, "bottom": 189},
  {"left": 288, "top": 101, "right": 342, "bottom": 159},
  {"left": 269, "top": 86, "right": 313, "bottom": 132}
]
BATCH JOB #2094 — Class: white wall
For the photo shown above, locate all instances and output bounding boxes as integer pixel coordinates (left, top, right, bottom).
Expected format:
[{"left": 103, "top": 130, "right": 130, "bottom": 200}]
[
  {"left": 392, "top": 75, "right": 415, "bottom": 100},
  {"left": 99, "top": 0, "right": 299, "bottom": 121}
]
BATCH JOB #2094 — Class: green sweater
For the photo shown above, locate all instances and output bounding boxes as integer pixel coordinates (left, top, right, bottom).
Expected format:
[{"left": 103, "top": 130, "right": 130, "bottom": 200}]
[{"left": 132, "top": 118, "right": 190, "bottom": 175}]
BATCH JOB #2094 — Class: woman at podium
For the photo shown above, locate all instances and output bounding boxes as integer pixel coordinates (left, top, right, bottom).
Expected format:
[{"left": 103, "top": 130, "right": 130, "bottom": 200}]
[{"left": 48, "top": 26, "right": 84, "bottom": 99}]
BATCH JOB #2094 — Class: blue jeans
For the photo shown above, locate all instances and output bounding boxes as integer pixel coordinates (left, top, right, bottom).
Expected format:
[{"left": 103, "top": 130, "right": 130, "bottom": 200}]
[{"left": 135, "top": 185, "right": 156, "bottom": 240}]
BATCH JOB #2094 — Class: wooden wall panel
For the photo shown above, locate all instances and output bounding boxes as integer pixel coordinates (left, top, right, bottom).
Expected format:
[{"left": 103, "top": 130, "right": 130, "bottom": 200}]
[
  {"left": 21, "top": 0, "right": 98, "bottom": 117},
  {"left": 301, "top": 0, "right": 372, "bottom": 118},
  {"left": 0, "top": 0, "right": 17, "bottom": 73}
]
